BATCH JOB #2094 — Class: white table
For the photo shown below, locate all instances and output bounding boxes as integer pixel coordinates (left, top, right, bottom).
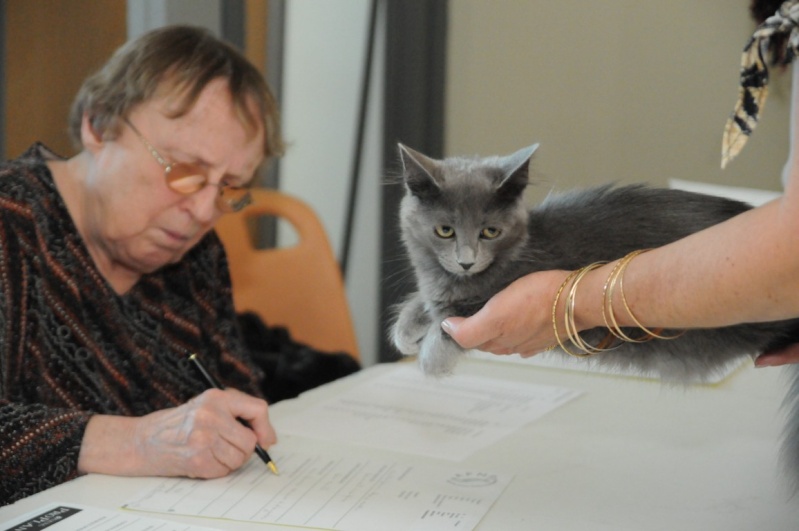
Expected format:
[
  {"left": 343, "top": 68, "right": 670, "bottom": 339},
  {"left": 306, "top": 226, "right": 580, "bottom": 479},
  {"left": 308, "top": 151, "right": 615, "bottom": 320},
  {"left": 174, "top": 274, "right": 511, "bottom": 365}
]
[{"left": 2, "top": 356, "right": 799, "bottom": 530}]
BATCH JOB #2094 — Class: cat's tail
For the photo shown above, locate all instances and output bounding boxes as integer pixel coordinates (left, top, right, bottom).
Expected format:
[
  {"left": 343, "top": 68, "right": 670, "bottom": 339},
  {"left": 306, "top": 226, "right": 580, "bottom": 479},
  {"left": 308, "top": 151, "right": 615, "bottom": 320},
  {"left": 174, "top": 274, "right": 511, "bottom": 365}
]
[{"left": 780, "top": 364, "right": 799, "bottom": 494}]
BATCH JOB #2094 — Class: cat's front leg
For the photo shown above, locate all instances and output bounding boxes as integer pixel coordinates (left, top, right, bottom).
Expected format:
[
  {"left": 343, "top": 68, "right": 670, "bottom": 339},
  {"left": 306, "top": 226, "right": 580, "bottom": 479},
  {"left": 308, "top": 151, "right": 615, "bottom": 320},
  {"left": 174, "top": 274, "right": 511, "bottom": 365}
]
[
  {"left": 391, "top": 292, "right": 432, "bottom": 356},
  {"left": 418, "top": 325, "right": 464, "bottom": 377}
]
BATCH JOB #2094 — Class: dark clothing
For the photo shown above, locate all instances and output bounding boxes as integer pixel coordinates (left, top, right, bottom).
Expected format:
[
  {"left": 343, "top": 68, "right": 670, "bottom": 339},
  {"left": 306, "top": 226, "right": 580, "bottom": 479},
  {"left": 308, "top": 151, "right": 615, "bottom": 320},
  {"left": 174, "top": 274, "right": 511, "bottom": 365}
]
[{"left": 0, "top": 144, "right": 264, "bottom": 505}]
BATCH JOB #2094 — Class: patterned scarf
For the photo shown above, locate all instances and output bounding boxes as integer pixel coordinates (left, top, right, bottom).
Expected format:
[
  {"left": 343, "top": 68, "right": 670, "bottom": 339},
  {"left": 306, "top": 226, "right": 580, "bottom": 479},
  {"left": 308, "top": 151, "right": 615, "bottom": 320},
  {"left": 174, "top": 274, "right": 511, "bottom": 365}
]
[{"left": 721, "top": 0, "right": 799, "bottom": 168}]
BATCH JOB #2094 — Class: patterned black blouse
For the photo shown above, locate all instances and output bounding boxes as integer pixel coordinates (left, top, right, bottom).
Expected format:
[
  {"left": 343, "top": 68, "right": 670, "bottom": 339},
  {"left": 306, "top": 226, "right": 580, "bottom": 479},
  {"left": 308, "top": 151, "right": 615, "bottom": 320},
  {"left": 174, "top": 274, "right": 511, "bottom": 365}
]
[{"left": 0, "top": 144, "right": 264, "bottom": 505}]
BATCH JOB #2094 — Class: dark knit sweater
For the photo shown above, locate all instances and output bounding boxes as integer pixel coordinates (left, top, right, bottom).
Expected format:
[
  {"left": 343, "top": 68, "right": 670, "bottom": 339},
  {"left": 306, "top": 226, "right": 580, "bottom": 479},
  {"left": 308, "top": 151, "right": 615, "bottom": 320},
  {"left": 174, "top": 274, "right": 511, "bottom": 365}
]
[{"left": 0, "top": 145, "right": 264, "bottom": 505}]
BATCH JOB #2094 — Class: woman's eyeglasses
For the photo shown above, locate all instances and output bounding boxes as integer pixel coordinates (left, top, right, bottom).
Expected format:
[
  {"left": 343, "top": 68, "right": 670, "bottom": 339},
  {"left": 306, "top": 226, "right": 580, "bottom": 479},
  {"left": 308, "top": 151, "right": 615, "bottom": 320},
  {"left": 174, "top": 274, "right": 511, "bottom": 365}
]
[{"left": 124, "top": 118, "right": 252, "bottom": 213}]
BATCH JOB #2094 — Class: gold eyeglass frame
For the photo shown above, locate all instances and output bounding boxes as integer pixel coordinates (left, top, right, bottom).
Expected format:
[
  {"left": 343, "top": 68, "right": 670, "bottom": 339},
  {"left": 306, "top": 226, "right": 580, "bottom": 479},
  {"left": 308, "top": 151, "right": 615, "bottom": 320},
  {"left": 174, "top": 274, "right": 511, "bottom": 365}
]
[{"left": 123, "top": 118, "right": 253, "bottom": 213}]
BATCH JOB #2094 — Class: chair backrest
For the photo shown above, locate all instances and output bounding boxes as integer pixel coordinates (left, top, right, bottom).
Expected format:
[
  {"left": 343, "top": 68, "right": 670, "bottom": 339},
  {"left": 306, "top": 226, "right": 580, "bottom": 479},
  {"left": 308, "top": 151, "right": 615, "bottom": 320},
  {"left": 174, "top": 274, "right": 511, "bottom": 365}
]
[{"left": 215, "top": 188, "right": 360, "bottom": 361}]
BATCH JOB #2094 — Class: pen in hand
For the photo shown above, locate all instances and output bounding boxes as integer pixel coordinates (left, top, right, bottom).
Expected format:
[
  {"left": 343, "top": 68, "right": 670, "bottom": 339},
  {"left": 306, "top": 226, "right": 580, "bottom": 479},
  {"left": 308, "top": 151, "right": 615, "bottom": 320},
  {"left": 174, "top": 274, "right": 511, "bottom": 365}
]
[{"left": 188, "top": 353, "right": 279, "bottom": 475}]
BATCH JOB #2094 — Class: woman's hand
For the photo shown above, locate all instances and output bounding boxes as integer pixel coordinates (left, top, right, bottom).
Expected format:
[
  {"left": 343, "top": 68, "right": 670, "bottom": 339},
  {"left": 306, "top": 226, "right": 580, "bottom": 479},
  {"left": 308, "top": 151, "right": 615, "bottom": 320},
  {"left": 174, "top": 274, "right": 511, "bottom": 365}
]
[
  {"left": 440, "top": 263, "right": 799, "bottom": 367},
  {"left": 755, "top": 343, "right": 799, "bottom": 368},
  {"left": 78, "top": 388, "right": 276, "bottom": 478},
  {"left": 441, "top": 269, "right": 570, "bottom": 357}
]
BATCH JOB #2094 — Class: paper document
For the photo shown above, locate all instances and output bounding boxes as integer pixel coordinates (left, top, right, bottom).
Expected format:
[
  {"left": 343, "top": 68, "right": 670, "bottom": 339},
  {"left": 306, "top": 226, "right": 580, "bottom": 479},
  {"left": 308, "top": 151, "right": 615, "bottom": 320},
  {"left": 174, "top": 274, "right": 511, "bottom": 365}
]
[
  {"left": 468, "top": 349, "right": 748, "bottom": 384},
  {"left": 278, "top": 365, "right": 581, "bottom": 460},
  {"left": 1, "top": 503, "right": 217, "bottom": 531},
  {"left": 124, "top": 449, "right": 512, "bottom": 531}
]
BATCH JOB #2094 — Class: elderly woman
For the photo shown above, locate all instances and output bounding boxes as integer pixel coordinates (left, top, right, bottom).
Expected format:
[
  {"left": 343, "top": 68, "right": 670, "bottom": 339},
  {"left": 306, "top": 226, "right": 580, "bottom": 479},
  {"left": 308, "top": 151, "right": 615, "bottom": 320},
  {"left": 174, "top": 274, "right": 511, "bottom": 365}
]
[{"left": 0, "top": 25, "right": 283, "bottom": 504}]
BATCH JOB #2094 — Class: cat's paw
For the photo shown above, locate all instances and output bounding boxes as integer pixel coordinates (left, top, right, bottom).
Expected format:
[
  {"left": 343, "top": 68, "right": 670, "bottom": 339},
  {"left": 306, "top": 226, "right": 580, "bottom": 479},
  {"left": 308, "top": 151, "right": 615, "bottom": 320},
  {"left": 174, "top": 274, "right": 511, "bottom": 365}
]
[
  {"left": 392, "top": 326, "right": 425, "bottom": 356},
  {"left": 390, "top": 295, "right": 431, "bottom": 356},
  {"left": 418, "top": 329, "right": 464, "bottom": 377}
]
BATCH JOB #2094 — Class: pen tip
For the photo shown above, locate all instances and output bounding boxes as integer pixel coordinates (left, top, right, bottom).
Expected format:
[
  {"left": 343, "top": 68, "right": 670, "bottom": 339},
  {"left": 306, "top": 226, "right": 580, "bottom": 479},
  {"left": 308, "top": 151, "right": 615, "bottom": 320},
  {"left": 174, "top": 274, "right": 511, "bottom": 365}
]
[{"left": 268, "top": 461, "right": 280, "bottom": 476}]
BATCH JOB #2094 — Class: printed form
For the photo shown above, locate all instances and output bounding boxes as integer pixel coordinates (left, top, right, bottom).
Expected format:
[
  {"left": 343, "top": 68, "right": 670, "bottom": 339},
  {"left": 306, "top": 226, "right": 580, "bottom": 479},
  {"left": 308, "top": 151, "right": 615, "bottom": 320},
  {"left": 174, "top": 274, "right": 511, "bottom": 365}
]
[
  {"left": 124, "top": 365, "right": 580, "bottom": 530},
  {"left": 277, "top": 365, "right": 582, "bottom": 460},
  {"left": 124, "top": 450, "right": 512, "bottom": 531}
]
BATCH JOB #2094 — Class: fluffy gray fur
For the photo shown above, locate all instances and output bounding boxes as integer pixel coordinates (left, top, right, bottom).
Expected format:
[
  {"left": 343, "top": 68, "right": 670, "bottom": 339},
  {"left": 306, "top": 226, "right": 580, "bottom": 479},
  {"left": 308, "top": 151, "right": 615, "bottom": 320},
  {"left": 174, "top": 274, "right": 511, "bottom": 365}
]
[{"left": 390, "top": 143, "right": 799, "bottom": 485}]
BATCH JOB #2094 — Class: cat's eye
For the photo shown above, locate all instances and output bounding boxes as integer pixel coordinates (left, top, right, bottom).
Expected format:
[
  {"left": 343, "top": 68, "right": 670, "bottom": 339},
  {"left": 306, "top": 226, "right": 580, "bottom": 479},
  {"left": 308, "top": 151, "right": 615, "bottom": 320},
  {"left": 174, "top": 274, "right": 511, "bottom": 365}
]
[
  {"left": 434, "top": 225, "right": 455, "bottom": 238},
  {"left": 480, "top": 227, "right": 501, "bottom": 239}
]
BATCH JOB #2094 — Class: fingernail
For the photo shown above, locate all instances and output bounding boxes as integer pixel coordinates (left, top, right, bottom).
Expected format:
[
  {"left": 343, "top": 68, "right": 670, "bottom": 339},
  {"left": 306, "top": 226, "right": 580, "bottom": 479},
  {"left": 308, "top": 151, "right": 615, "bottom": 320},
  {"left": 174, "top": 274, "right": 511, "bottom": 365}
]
[
  {"left": 754, "top": 356, "right": 771, "bottom": 368},
  {"left": 441, "top": 319, "right": 455, "bottom": 334}
]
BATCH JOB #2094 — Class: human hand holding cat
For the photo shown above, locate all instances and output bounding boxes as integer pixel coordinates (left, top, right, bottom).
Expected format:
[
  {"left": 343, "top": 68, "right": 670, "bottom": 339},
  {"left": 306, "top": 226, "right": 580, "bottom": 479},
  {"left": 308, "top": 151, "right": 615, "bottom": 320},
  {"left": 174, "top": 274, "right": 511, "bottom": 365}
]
[
  {"left": 392, "top": 141, "right": 799, "bottom": 380},
  {"left": 442, "top": 269, "right": 572, "bottom": 357},
  {"left": 756, "top": 342, "right": 799, "bottom": 367}
]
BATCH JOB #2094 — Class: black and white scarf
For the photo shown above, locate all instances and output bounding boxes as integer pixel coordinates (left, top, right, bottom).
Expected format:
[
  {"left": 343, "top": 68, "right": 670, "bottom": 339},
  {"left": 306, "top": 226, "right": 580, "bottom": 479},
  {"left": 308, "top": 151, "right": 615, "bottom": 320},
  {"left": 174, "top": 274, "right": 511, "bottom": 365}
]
[{"left": 722, "top": 0, "right": 799, "bottom": 168}]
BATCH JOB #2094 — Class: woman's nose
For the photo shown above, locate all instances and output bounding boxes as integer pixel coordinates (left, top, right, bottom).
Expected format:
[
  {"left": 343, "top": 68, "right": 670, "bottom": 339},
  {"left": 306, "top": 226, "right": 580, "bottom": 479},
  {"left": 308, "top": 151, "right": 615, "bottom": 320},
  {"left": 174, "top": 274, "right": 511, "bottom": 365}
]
[{"left": 184, "top": 183, "right": 220, "bottom": 224}]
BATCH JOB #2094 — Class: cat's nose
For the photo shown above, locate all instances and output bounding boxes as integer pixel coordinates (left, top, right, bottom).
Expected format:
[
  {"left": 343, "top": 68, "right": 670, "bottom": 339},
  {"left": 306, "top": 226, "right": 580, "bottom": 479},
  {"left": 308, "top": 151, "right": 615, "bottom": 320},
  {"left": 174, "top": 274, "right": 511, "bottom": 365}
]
[{"left": 459, "top": 261, "right": 474, "bottom": 271}]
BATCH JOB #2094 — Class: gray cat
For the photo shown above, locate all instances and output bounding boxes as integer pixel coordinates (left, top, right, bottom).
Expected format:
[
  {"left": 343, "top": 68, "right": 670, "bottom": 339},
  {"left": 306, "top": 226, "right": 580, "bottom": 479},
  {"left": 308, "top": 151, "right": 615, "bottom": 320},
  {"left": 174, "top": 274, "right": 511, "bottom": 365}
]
[
  {"left": 390, "top": 142, "right": 799, "bottom": 484},
  {"left": 391, "top": 142, "right": 799, "bottom": 378}
]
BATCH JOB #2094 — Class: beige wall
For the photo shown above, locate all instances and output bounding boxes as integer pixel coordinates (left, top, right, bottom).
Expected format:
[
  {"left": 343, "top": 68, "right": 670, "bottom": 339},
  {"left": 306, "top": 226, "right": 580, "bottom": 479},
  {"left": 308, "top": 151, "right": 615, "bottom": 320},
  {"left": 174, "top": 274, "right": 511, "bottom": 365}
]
[{"left": 446, "top": 1, "right": 790, "bottom": 204}]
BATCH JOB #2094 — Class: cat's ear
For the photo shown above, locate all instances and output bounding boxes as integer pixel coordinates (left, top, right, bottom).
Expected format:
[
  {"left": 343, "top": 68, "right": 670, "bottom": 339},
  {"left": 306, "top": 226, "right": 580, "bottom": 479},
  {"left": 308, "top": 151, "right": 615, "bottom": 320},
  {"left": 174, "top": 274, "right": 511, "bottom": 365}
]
[
  {"left": 496, "top": 143, "right": 538, "bottom": 201},
  {"left": 398, "top": 143, "right": 443, "bottom": 198}
]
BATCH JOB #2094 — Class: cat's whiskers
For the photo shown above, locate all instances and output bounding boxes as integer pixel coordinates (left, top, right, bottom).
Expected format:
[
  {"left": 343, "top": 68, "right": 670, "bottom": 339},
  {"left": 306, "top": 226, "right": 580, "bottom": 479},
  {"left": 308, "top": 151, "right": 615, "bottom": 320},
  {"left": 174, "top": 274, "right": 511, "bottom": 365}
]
[{"left": 381, "top": 261, "right": 418, "bottom": 291}]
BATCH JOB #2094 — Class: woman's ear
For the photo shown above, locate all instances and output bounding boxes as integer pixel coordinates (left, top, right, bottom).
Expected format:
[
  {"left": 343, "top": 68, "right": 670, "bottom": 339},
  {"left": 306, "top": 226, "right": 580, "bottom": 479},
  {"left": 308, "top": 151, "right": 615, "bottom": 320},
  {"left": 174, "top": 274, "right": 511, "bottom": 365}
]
[{"left": 80, "top": 113, "right": 104, "bottom": 152}]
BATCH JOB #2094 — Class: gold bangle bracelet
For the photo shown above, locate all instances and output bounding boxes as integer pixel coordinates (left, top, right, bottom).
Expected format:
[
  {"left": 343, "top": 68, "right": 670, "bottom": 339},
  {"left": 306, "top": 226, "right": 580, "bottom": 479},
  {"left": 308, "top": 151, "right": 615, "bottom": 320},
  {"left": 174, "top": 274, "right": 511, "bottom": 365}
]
[
  {"left": 617, "top": 250, "right": 685, "bottom": 341},
  {"left": 552, "top": 269, "right": 583, "bottom": 357},
  {"left": 553, "top": 262, "right": 614, "bottom": 358},
  {"left": 601, "top": 257, "right": 629, "bottom": 340},
  {"left": 564, "top": 262, "right": 611, "bottom": 357},
  {"left": 603, "top": 250, "right": 656, "bottom": 343}
]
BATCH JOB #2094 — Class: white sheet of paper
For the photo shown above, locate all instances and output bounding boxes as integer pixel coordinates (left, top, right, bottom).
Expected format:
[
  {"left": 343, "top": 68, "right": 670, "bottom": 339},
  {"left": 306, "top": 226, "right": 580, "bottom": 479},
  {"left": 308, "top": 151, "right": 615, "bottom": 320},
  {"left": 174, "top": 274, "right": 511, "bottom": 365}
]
[
  {"left": 1, "top": 503, "right": 217, "bottom": 531},
  {"left": 124, "top": 450, "right": 512, "bottom": 531},
  {"left": 467, "top": 349, "right": 748, "bottom": 384},
  {"left": 277, "top": 365, "right": 581, "bottom": 460}
]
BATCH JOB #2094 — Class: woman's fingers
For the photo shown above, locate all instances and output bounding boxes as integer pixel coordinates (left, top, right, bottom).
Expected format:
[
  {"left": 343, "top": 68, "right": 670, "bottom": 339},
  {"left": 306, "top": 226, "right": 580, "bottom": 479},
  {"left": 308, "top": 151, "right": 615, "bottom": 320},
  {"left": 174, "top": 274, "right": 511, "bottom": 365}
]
[
  {"left": 756, "top": 342, "right": 799, "bottom": 367},
  {"left": 130, "top": 388, "right": 274, "bottom": 478}
]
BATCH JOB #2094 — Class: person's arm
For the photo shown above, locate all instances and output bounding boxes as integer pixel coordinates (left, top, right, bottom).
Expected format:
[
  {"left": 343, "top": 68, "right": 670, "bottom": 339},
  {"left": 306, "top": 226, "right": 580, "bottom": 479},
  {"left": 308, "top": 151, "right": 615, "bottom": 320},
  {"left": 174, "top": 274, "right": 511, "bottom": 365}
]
[
  {"left": 583, "top": 190, "right": 799, "bottom": 328},
  {"left": 444, "top": 158, "right": 799, "bottom": 357},
  {"left": 73, "top": 233, "right": 276, "bottom": 479},
  {"left": 0, "top": 401, "right": 93, "bottom": 504},
  {"left": 77, "top": 387, "right": 275, "bottom": 478},
  {"left": 0, "top": 211, "right": 96, "bottom": 502}
]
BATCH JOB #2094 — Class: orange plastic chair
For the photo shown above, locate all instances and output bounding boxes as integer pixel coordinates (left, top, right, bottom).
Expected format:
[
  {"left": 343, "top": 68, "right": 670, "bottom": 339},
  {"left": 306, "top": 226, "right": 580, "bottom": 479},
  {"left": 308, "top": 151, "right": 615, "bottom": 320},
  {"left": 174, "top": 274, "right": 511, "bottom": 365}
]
[{"left": 215, "top": 188, "right": 360, "bottom": 361}]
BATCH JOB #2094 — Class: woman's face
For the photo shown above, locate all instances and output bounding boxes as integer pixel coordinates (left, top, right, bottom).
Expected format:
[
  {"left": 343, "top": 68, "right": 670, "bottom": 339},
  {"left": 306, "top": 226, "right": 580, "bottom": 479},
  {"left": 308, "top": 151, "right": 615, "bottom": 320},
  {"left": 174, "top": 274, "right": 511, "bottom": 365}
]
[{"left": 82, "top": 78, "right": 265, "bottom": 278}]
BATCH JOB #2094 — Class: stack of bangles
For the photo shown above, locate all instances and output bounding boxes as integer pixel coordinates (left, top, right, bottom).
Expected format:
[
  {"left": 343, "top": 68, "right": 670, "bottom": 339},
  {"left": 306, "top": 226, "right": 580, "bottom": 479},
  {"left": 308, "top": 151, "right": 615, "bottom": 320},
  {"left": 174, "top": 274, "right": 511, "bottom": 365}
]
[{"left": 551, "top": 249, "right": 684, "bottom": 358}]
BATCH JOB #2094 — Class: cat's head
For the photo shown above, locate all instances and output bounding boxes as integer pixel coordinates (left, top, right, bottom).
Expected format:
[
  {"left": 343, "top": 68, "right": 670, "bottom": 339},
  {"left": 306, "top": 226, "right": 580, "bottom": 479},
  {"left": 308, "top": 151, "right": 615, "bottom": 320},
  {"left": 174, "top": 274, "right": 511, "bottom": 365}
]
[{"left": 398, "top": 143, "right": 538, "bottom": 278}]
